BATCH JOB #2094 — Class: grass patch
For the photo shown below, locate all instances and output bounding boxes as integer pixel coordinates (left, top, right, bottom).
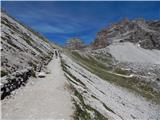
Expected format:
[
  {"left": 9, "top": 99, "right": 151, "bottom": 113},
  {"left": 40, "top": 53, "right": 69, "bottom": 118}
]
[
  {"left": 1, "top": 70, "right": 8, "bottom": 77},
  {"left": 28, "top": 61, "right": 37, "bottom": 70},
  {"left": 69, "top": 51, "right": 160, "bottom": 103},
  {"left": 93, "top": 52, "right": 113, "bottom": 66},
  {"left": 71, "top": 51, "right": 111, "bottom": 71}
]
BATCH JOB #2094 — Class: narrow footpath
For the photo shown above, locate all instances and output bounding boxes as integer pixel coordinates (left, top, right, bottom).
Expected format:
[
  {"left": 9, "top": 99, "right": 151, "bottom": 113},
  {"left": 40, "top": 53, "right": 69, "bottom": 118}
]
[{"left": 2, "top": 56, "right": 74, "bottom": 120}]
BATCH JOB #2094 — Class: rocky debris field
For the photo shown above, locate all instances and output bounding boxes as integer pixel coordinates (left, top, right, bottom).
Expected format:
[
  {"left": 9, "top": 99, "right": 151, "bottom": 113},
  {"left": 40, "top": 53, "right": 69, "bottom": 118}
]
[
  {"left": 1, "top": 10, "right": 160, "bottom": 120},
  {"left": 93, "top": 19, "right": 160, "bottom": 50},
  {"left": 61, "top": 54, "right": 160, "bottom": 120},
  {"left": 86, "top": 42, "right": 160, "bottom": 94}
]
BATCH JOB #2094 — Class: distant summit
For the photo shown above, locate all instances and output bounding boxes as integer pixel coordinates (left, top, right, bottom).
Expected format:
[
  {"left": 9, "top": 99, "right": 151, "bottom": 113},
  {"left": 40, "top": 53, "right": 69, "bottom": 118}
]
[{"left": 92, "top": 19, "right": 160, "bottom": 50}]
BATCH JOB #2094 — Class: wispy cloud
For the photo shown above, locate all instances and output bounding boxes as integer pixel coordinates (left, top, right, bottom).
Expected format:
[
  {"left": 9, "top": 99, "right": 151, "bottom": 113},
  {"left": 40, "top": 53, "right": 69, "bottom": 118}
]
[
  {"left": 32, "top": 23, "right": 85, "bottom": 34},
  {"left": 16, "top": 8, "right": 94, "bottom": 34},
  {"left": 2, "top": 1, "right": 160, "bottom": 45}
]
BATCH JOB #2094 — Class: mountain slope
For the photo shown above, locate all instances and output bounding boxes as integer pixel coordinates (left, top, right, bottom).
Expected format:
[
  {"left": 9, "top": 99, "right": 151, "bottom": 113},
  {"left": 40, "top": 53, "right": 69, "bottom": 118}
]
[
  {"left": 1, "top": 11, "right": 58, "bottom": 99},
  {"left": 1, "top": 11, "right": 160, "bottom": 120},
  {"left": 61, "top": 54, "right": 160, "bottom": 120},
  {"left": 1, "top": 12, "right": 74, "bottom": 119},
  {"left": 62, "top": 18, "right": 160, "bottom": 119},
  {"left": 1, "top": 11, "right": 55, "bottom": 75},
  {"left": 93, "top": 19, "right": 160, "bottom": 50},
  {"left": 87, "top": 18, "right": 160, "bottom": 94}
]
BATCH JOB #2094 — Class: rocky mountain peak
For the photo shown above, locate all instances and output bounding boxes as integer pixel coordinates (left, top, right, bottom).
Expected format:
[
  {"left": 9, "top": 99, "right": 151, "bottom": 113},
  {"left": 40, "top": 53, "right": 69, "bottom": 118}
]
[{"left": 92, "top": 19, "right": 160, "bottom": 50}]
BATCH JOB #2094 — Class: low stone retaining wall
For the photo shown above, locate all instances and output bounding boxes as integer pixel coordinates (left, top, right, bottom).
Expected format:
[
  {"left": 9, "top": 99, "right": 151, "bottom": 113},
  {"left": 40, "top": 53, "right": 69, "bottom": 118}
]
[
  {"left": 1, "top": 68, "right": 35, "bottom": 99},
  {"left": 1, "top": 55, "right": 53, "bottom": 100}
]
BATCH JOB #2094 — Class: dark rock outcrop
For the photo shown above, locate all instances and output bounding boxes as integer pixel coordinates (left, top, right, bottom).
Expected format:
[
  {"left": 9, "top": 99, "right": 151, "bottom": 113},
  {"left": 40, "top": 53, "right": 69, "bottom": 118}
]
[{"left": 1, "top": 68, "right": 35, "bottom": 99}]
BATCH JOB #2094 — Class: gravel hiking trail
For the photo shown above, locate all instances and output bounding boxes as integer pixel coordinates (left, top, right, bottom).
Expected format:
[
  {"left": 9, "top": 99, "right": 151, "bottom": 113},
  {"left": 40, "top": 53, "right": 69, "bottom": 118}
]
[{"left": 1, "top": 56, "right": 74, "bottom": 120}]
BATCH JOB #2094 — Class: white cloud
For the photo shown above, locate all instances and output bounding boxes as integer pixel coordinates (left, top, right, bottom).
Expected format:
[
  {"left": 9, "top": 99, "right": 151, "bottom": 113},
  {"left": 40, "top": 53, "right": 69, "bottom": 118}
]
[
  {"left": 17, "top": 9, "right": 95, "bottom": 34},
  {"left": 32, "top": 23, "right": 84, "bottom": 34}
]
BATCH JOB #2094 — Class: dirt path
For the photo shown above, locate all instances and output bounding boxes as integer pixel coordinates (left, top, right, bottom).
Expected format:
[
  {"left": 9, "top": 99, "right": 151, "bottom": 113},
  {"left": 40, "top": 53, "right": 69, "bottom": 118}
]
[
  {"left": 106, "top": 71, "right": 133, "bottom": 78},
  {"left": 2, "top": 57, "right": 74, "bottom": 120}
]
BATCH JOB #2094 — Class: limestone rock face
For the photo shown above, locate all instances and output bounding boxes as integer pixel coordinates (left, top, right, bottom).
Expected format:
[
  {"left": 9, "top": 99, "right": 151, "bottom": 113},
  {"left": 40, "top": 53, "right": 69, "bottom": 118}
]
[
  {"left": 93, "top": 19, "right": 160, "bottom": 50},
  {"left": 1, "top": 11, "right": 58, "bottom": 99},
  {"left": 1, "top": 11, "right": 55, "bottom": 75}
]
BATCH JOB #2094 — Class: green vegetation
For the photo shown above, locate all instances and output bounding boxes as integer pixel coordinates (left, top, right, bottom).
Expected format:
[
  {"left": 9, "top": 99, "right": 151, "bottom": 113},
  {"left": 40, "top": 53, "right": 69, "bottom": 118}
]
[
  {"left": 28, "top": 61, "right": 37, "bottom": 70},
  {"left": 92, "top": 52, "right": 113, "bottom": 66},
  {"left": 71, "top": 51, "right": 111, "bottom": 71},
  {"left": 30, "top": 69, "right": 36, "bottom": 78},
  {"left": 69, "top": 51, "right": 160, "bottom": 103},
  {"left": 1, "top": 70, "right": 8, "bottom": 77}
]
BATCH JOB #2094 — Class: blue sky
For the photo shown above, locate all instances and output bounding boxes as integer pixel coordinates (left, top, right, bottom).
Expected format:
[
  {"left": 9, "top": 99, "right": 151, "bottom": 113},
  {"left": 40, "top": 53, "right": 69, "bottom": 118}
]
[{"left": 2, "top": 1, "right": 160, "bottom": 45}]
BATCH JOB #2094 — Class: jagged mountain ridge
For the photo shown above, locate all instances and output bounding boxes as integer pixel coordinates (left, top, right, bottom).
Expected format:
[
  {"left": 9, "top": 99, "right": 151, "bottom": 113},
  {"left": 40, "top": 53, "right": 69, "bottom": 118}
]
[
  {"left": 63, "top": 18, "right": 160, "bottom": 119},
  {"left": 89, "top": 18, "right": 160, "bottom": 81},
  {"left": 93, "top": 19, "right": 160, "bottom": 49},
  {"left": 1, "top": 11, "right": 160, "bottom": 120},
  {"left": 1, "top": 11, "right": 56, "bottom": 75}
]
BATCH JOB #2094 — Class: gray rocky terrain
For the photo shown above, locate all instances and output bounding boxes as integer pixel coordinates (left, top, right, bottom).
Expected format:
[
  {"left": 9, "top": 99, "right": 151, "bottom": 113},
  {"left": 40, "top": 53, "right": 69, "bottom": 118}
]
[
  {"left": 1, "top": 11, "right": 160, "bottom": 120},
  {"left": 2, "top": 57, "right": 74, "bottom": 120},
  {"left": 61, "top": 54, "right": 160, "bottom": 120},
  {"left": 84, "top": 19, "right": 160, "bottom": 96},
  {"left": 93, "top": 19, "right": 160, "bottom": 50},
  {"left": 61, "top": 18, "right": 160, "bottom": 119},
  {"left": 1, "top": 11, "right": 58, "bottom": 99},
  {"left": 1, "top": 11, "right": 55, "bottom": 75}
]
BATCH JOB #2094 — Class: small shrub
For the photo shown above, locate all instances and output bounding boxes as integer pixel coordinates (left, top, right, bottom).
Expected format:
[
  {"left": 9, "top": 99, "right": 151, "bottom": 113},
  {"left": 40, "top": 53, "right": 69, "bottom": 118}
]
[
  {"left": 30, "top": 69, "right": 36, "bottom": 77},
  {"left": 1, "top": 70, "right": 8, "bottom": 77},
  {"left": 28, "top": 61, "right": 37, "bottom": 70}
]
